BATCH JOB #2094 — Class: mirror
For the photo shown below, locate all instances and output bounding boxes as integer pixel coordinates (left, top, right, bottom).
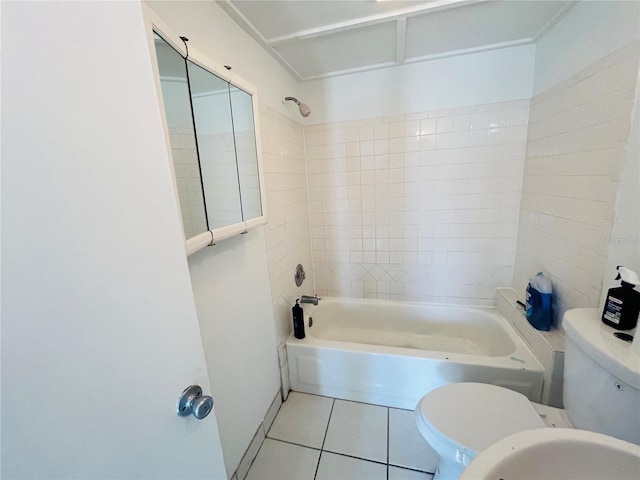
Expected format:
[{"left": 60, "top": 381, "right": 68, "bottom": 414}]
[
  {"left": 229, "top": 85, "right": 262, "bottom": 220},
  {"left": 153, "top": 34, "right": 207, "bottom": 239},
  {"left": 151, "top": 27, "right": 267, "bottom": 254},
  {"left": 187, "top": 60, "right": 243, "bottom": 230}
]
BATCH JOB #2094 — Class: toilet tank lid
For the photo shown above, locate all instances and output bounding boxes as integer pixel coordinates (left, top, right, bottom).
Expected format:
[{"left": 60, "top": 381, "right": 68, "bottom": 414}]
[{"left": 563, "top": 308, "right": 640, "bottom": 389}]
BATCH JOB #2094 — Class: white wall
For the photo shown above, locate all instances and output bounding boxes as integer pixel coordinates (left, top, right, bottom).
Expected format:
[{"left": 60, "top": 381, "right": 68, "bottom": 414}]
[
  {"left": 300, "top": 44, "right": 535, "bottom": 125},
  {"left": 146, "top": 2, "right": 302, "bottom": 477},
  {"left": 188, "top": 229, "right": 280, "bottom": 479},
  {"left": 533, "top": 1, "right": 640, "bottom": 95},
  {"left": 533, "top": 1, "right": 640, "bottom": 316},
  {"left": 601, "top": 76, "right": 640, "bottom": 306},
  {"left": 2, "top": 2, "right": 225, "bottom": 477},
  {"left": 513, "top": 1, "right": 640, "bottom": 326}
]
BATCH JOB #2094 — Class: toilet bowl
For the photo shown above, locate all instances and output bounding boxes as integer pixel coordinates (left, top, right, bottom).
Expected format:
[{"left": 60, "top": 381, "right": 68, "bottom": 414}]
[
  {"left": 414, "top": 308, "right": 640, "bottom": 480},
  {"left": 415, "top": 383, "right": 546, "bottom": 479}
]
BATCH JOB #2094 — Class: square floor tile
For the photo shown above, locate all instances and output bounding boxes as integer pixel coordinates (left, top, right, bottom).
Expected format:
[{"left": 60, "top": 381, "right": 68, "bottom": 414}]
[
  {"left": 245, "top": 439, "right": 319, "bottom": 480},
  {"left": 389, "top": 465, "right": 434, "bottom": 480},
  {"left": 267, "top": 392, "right": 334, "bottom": 449},
  {"left": 323, "top": 400, "right": 388, "bottom": 463},
  {"left": 316, "top": 452, "right": 387, "bottom": 480},
  {"left": 389, "top": 408, "right": 439, "bottom": 473}
]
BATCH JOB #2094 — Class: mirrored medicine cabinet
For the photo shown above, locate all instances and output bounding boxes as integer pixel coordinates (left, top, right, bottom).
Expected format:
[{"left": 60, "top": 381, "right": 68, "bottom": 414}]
[{"left": 149, "top": 23, "right": 266, "bottom": 256}]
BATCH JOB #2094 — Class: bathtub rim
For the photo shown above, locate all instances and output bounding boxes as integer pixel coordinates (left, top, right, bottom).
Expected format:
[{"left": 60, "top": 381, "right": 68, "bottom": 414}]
[{"left": 291, "top": 297, "right": 545, "bottom": 371}]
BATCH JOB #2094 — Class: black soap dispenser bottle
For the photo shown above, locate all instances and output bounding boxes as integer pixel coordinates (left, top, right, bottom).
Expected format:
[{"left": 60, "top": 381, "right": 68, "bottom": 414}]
[
  {"left": 292, "top": 299, "right": 305, "bottom": 339},
  {"left": 602, "top": 266, "right": 640, "bottom": 330}
]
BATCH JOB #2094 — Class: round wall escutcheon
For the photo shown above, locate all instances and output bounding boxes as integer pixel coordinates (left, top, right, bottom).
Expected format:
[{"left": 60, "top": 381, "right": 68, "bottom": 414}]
[{"left": 294, "top": 264, "right": 306, "bottom": 287}]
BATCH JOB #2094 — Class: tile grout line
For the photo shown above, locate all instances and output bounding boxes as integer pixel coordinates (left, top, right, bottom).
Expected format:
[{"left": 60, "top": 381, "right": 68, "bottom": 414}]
[
  {"left": 267, "top": 436, "right": 322, "bottom": 452},
  {"left": 268, "top": 435, "right": 435, "bottom": 475},
  {"left": 266, "top": 393, "right": 434, "bottom": 478},
  {"left": 386, "top": 407, "right": 390, "bottom": 480},
  {"left": 320, "top": 399, "right": 335, "bottom": 451},
  {"left": 322, "top": 447, "right": 396, "bottom": 465},
  {"left": 238, "top": 423, "right": 268, "bottom": 480},
  {"left": 321, "top": 449, "right": 392, "bottom": 467},
  {"left": 313, "top": 398, "right": 335, "bottom": 480},
  {"left": 289, "top": 390, "right": 414, "bottom": 411},
  {"left": 389, "top": 464, "right": 436, "bottom": 476},
  {"left": 267, "top": 435, "right": 435, "bottom": 477}
]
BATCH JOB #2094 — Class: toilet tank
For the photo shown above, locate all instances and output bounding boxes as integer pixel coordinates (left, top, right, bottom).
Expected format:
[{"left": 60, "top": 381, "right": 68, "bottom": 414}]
[{"left": 562, "top": 308, "right": 640, "bottom": 445}]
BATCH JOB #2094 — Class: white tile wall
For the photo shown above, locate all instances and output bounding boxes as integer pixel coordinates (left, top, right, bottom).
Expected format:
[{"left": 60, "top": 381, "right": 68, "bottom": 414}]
[
  {"left": 236, "top": 130, "right": 263, "bottom": 220},
  {"left": 513, "top": 42, "right": 640, "bottom": 325},
  {"left": 260, "top": 105, "right": 315, "bottom": 395},
  {"left": 197, "top": 131, "right": 243, "bottom": 229},
  {"left": 303, "top": 100, "right": 529, "bottom": 305},
  {"left": 171, "top": 129, "right": 262, "bottom": 235},
  {"left": 168, "top": 126, "right": 207, "bottom": 238}
]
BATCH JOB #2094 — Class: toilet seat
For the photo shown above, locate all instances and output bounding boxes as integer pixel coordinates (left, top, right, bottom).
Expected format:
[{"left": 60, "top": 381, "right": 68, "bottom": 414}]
[{"left": 416, "top": 383, "right": 545, "bottom": 457}]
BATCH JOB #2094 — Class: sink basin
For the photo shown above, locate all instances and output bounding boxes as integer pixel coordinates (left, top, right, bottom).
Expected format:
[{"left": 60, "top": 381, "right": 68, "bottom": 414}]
[{"left": 460, "top": 428, "right": 640, "bottom": 480}]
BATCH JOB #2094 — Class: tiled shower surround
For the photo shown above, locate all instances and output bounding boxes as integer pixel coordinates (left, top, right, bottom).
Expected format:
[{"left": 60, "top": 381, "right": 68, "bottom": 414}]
[
  {"left": 258, "top": 44, "right": 639, "bottom": 403},
  {"left": 513, "top": 42, "right": 640, "bottom": 325},
  {"left": 260, "top": 105, "right": 315, "bottom": 394},
  {"left": 304, "top": 100, "right": 530, "bottom": 305}
]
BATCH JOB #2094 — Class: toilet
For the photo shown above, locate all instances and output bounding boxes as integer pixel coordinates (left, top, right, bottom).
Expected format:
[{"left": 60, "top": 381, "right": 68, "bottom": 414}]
[{"left": 415, "top": 308, "right": 640, "bottom": 479}]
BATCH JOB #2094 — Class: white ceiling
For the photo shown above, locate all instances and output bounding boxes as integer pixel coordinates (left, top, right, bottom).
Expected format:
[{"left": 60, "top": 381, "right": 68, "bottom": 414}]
[{"left": 218, "top": 0, "right": 575, "bottom": 81}]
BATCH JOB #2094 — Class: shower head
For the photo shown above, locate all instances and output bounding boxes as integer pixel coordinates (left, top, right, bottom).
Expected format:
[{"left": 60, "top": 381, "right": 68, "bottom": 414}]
[
  {"left": 298, "top": 102, "right": 311, "bottom": 118},
  {"left": 284, "top": 96, "right": 311, "bottom": 117}
]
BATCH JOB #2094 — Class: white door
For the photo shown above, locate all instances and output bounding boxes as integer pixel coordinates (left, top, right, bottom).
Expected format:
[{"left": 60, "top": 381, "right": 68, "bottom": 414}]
[{"left": 1, "top": 2, "right": 227, "bottom": 478}]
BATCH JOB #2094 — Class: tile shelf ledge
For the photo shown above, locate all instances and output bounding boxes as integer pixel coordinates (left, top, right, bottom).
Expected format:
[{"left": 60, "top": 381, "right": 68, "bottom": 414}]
[{"left": 495, "top": 287, "right": 565, "bottom": 407}]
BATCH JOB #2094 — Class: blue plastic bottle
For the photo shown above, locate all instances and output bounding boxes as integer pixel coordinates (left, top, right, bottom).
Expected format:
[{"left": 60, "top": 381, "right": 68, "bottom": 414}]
[{"left": 525, "top": 272, "right": 553, "bottom": 331}]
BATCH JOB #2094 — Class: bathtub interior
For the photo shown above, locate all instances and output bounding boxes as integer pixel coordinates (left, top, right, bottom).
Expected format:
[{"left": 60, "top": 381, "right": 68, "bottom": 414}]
[
  {"left": 287, "top": 299, "right": 545, "bottom": 410},
  {"left": 306, "top": 300, "right": 517, "bottom": 357}
]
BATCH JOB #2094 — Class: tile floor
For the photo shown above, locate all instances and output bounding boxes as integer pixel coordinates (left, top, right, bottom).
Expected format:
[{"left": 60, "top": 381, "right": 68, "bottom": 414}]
[{"left": 246, "top": 392, "right": 439, "bottom": 480}]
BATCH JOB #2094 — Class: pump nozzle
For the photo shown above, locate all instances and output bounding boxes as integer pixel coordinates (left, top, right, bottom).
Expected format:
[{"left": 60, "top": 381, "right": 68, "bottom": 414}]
[{"left": 615, "top": 266, "right": 639, "bottom": 288}]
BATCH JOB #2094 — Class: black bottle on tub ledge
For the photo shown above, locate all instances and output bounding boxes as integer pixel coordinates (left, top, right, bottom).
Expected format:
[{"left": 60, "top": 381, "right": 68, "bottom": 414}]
[
  {"left": 602, "top": 266, "right": 640, "bottom": 330},
  {"left": 292, "top": 299, "right": 305, "bottom": 339}
]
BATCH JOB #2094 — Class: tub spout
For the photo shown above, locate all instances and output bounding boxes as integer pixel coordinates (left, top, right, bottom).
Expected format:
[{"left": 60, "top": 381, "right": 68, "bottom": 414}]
[{"left": 300, "top": 295, "right": 319, "bottom": 305}]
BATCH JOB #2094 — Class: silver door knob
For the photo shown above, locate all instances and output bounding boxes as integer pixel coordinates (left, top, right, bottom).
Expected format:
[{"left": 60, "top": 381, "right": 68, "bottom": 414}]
[{"left": 177, "top": 385, "right": 214, "bottom": 419}]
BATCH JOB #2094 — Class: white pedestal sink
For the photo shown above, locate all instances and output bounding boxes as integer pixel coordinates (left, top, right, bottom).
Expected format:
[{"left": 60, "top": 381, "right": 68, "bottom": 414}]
[{"left": 460, "top": 428, "right": 640, "bottom": 480}]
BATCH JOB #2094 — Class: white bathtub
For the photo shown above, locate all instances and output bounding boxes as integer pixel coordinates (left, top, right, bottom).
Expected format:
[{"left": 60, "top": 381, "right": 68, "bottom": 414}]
[{"left": 286, "top": 298, "right": 544, "bottom": 410}]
